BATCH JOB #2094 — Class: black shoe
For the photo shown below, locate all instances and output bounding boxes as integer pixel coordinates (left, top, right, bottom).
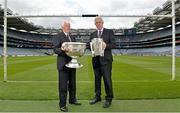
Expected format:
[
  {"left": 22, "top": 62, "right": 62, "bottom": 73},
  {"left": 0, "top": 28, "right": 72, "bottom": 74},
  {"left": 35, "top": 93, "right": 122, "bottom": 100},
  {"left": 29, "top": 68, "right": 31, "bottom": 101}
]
[
  {"left": 69, "top": 101, "right": 82, "bottom": 105},
  {"left": 89, "top": 97, "right": 101, "bottom": 105},
  {"left": 60, "top": 106, "right": 68, "bottom": 112},
  {"left": 103, "top": 100, "right": 112, "bottom": 108}
]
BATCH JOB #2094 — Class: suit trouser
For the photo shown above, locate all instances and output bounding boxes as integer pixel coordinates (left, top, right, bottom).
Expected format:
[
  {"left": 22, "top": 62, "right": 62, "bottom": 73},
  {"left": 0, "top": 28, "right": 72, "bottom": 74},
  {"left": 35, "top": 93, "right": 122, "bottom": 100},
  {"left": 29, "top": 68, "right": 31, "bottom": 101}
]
[
  {"left": 93, "top": 63, "right": 113, "bottom": 100},
  {"left": 58, "top": 69, "right": 76, "bottom": 107}
]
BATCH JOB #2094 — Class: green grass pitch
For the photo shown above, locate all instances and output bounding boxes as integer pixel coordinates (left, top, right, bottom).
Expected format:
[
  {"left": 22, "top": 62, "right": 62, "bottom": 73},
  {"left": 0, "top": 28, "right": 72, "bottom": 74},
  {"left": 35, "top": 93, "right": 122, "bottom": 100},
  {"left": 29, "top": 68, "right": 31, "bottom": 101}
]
[{"left": 0, "top": 55, "right": 180, "bottom": 112}]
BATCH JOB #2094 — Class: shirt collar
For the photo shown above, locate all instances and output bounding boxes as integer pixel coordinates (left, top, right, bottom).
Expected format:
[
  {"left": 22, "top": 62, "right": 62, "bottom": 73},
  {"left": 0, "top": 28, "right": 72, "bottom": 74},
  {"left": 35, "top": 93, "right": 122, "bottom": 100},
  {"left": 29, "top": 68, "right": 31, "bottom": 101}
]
[
  {"left": 63, "top": 32, "right": 69, "bottom": 36},
  {"left": 98, "top": 28, "right": 104, "bottom": 32}
]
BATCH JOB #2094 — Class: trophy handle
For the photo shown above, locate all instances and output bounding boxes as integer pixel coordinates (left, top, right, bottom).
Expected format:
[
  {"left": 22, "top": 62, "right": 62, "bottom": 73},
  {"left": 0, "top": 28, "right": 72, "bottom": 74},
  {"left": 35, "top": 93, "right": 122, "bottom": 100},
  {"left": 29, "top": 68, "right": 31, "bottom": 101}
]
[
  {"left": 90, "top": 42, "right": 95, "bottom": 57},
  {"left": 100, "top": 41, "right": 104, "bottom": 56}
]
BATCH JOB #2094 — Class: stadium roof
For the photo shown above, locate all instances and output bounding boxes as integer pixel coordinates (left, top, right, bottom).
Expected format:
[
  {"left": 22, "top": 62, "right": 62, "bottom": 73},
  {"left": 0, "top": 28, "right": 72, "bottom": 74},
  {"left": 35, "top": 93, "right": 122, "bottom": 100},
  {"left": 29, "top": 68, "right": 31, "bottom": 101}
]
[
  {"left": 0, "top": 0, "right": 180, "bottom": 34},
  {"left": 134, "top": 0, "right": 180, "bottom": 33},
  {"left": 0, "top": 5, "right": 42, "bottom": 31}
]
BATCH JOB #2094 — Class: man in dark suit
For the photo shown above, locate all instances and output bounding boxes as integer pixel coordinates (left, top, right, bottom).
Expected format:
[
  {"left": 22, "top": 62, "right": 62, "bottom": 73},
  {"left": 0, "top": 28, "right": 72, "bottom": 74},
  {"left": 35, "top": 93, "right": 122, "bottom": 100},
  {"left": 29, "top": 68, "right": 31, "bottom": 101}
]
[
  {"left": 53, "top": 21, "right": 81, "bottom": 112},
  {"left": 89, "top": 16, "right": 116, "bottom": 108}
]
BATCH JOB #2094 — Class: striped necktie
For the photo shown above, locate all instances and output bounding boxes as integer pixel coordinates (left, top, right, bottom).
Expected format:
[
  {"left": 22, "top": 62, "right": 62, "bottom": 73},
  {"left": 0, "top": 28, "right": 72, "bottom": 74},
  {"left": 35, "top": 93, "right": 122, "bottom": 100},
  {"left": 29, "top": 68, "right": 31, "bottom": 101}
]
[{"left": 98, "top": 30, "right": 101, "bottom": 38}]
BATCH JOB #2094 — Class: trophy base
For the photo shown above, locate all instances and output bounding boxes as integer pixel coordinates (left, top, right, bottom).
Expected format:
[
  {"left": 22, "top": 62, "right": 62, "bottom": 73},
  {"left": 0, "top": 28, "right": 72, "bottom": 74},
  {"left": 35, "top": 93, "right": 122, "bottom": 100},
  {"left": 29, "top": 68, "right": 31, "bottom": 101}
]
[
  {"left": 65, "top": 63, "right": 83, "bottom": 68},
  {"left": 65, "top": 58, "right": 83, "bottom": 68}
]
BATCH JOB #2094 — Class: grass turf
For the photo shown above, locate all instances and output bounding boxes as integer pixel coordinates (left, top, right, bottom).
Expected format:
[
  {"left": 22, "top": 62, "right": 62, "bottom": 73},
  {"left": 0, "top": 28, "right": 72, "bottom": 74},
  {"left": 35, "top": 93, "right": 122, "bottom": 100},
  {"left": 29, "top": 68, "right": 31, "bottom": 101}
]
[
  {"left": 0, "top": 55, "right": 180, "bottom": 100},
  {"left": 0, "top": 55, "right": 180, "bottom": 112},
  {"left": 0, "top": 99, "right": 180, "bottom": 112}
]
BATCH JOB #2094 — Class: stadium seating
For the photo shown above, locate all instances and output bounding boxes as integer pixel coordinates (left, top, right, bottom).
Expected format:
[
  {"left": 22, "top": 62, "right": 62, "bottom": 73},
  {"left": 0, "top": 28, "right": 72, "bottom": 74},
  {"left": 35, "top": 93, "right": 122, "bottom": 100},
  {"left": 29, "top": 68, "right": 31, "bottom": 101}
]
[
  {"left": 1, "top": 0, "right": 180, "bottom": 56},
  {"left": 0, "top": 46, "right": 53, "bottom": 56}
]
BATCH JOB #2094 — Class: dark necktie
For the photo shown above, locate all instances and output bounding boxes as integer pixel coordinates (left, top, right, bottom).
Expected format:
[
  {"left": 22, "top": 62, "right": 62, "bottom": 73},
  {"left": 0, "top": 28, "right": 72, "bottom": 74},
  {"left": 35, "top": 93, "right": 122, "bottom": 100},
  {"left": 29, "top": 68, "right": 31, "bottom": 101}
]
[
  {"left": 98, "top": 30, "right": 101, "bottom": 38},
  {"left": 67, "top": 34, "right": 72, "bottom": 42}
]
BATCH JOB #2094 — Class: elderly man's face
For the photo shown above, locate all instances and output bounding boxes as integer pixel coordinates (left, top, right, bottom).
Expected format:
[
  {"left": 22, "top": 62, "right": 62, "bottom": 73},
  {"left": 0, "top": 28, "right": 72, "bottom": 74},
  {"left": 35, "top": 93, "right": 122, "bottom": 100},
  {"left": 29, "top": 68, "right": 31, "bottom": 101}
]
[
  {"left": 62, "top": 22, "right": 71, "bottom": 33},
  {"left": 95, "top": 19, "right": 104, "bottom": 30}
]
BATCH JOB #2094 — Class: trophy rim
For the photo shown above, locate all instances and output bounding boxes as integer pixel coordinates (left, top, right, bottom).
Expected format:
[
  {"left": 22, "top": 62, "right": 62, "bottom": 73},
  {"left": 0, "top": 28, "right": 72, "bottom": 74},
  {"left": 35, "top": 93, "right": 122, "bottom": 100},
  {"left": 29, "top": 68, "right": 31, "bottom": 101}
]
[{"left": 65, "top": 42, "right": 86, "bottom": 45}]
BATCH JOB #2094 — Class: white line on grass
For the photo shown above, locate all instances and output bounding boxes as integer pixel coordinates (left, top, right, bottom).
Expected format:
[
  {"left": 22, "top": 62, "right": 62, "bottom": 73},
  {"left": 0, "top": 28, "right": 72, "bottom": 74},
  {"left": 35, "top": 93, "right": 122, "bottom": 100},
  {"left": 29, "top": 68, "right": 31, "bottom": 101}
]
[{"left": 1, "top": 80, "right": 179, "bottom": 83}]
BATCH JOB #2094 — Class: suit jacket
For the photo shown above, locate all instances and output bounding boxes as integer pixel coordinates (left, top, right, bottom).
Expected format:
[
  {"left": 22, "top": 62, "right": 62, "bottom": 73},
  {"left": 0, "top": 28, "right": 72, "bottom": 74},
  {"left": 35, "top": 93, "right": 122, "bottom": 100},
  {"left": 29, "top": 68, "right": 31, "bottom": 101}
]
[
  {"left": 90, "top": 28, "right": 116, "bottom": 66},
  {"left": 52, "top": 32, "right": 76, "bottom": 70}
]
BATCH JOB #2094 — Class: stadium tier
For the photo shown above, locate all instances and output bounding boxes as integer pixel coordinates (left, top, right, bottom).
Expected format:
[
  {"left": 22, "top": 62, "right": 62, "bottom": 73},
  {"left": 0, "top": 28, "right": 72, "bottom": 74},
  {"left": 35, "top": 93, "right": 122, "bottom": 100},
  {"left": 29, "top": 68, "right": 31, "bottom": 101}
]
[{"left": 134, "top": 0, "right": 180, "bottom": 32}]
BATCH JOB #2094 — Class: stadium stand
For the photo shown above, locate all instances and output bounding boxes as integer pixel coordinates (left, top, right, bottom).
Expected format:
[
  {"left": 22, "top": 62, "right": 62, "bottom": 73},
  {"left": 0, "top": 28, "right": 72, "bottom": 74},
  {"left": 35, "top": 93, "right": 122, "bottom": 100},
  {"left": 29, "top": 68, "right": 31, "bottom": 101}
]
[
  {"left": 0, "top": 0, "right": 180, "bottom": 56},
  {"left": 0, "top": 4, "right": 42, "bottom": 31},
  {"left": 134, "top": 0, "right": 180, "bottom": 33}
]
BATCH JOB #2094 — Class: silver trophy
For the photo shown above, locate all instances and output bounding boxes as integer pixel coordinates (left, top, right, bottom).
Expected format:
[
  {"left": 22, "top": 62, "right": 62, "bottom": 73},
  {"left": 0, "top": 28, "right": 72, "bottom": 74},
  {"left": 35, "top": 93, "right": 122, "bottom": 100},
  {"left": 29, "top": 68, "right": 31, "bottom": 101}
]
[
  {"left": 61, "top": 42, "right": 86, "bottom": 68},
  {"left": 90, "top": 38, "right": 104, "bottom": 57}
]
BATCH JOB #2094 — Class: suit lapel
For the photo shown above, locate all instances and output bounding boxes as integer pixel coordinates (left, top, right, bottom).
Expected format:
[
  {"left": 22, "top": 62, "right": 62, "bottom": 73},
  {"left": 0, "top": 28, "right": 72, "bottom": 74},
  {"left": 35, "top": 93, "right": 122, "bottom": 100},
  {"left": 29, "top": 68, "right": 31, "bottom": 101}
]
[
  {"left": 100, "top": 29, "right": 106, "bottom": 40},
  {"left": 95, "top": 31, "right": 98, "bottom": 38},
  {"left": 63, "top": 33, "right": 75, "bottom": 42},
  {"left": 62, "top": 33, "right": 69, "bottom": 42},
  {"left": 70, "top": 35, "right": 75, "bottom": 42}
]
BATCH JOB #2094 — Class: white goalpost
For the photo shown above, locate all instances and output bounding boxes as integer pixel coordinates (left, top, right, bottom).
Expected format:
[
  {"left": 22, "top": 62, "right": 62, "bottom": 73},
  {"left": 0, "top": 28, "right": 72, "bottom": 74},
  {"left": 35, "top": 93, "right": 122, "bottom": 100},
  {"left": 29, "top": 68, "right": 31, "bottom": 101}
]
[{"left": 3, "top": 0, "right": 176, "bottom": 82}]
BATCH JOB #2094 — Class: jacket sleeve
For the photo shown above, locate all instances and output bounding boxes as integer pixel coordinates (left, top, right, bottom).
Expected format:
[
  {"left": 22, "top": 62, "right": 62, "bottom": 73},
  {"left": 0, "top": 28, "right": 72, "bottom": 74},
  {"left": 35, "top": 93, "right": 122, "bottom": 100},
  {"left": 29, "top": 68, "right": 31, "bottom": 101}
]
[
  {"left": 105, "top": 30, "right": 116, "bottom": 50},
  {"left": 52, "top": 35, "right": 65, "bottom": 55}
]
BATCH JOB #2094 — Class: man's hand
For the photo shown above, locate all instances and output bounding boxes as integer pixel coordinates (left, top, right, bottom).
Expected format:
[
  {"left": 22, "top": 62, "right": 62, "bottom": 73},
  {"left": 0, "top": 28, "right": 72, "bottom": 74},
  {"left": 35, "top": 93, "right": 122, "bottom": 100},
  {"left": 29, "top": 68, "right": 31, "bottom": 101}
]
[
  {"left": 61, "top": 42, "right": 69, "bottom": 52},
  {"left": 102, "top": 41, "right": 106, "bottom": 49},
  {"left": 62, "top": 48, "right": 69, "bottom": 52}
]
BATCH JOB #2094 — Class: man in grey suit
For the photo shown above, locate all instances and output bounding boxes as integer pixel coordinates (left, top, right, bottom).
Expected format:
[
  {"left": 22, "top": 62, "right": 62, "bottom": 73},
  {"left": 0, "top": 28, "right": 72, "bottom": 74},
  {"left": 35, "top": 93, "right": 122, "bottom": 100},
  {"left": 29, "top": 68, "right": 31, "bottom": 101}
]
[
  {"left": 89, "top": 16, "right": 116, "bottom": 108},
  {"left": 53, "top": 21, "right": 81, "bottom": 112}
]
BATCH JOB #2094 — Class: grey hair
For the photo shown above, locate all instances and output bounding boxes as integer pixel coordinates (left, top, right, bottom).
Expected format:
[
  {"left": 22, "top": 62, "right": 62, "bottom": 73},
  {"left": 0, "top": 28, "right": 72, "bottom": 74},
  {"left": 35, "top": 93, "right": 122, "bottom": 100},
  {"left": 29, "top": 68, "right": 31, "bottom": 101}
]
[
  {"left": 61, "top": 20, "right": 70, "bottom": 28},
  {"left": 94, "top": 16, "right": 104, "bottom": 23}
]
